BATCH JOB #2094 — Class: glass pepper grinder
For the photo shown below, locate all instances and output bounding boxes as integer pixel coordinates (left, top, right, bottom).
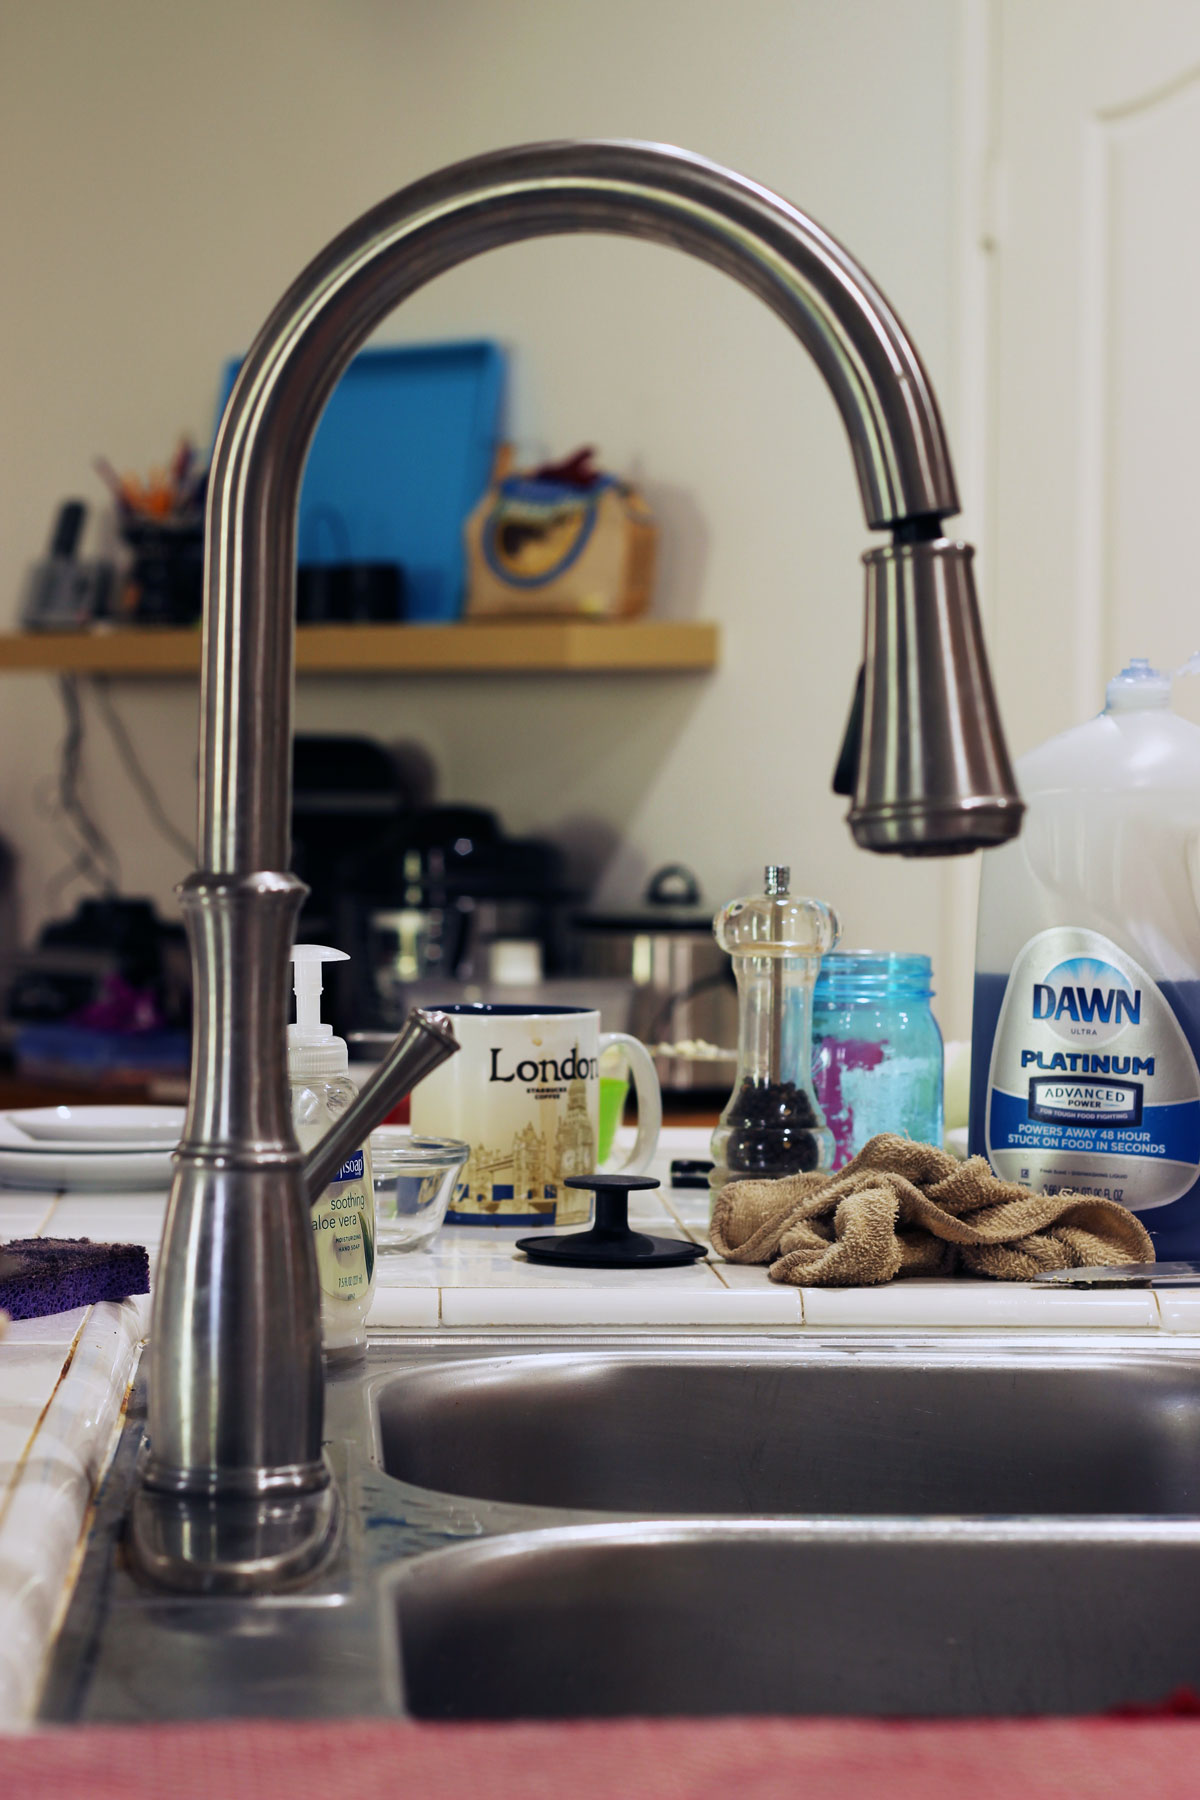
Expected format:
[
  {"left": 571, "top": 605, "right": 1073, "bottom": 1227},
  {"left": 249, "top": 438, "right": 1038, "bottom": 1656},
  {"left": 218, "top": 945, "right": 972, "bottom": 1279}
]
[{"left": 710, "top": 866, "right": 840, "bottom": 1186}]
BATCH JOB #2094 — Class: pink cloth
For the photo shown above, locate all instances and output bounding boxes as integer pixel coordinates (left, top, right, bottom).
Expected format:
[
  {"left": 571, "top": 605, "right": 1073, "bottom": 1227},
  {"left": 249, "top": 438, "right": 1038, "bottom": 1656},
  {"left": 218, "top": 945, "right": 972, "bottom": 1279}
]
[{"left": 3, "top": 1715, "right": 1199, "bottom": 1800}]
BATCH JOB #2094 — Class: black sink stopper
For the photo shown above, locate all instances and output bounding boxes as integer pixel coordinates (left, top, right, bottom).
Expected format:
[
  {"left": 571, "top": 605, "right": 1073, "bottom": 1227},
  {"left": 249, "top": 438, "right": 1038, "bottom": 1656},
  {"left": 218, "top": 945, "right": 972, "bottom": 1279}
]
[{"left": 515, "top": 1174, "right": 708, "bottom": 1269}]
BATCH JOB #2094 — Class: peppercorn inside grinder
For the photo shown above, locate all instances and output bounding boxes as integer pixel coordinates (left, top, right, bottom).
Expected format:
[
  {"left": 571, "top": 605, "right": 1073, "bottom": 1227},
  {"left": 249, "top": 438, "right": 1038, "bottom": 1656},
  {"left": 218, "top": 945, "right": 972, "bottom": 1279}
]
[{"left": 710, "top": 866, "right": 840, "bottom": 1186}]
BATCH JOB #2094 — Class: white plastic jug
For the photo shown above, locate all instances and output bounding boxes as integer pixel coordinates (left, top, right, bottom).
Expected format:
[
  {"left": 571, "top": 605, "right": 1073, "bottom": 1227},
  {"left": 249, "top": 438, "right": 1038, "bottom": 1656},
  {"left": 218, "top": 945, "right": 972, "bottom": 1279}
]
[{"left": 969, "top": 658, "right": 1200, "bottom": 1256}]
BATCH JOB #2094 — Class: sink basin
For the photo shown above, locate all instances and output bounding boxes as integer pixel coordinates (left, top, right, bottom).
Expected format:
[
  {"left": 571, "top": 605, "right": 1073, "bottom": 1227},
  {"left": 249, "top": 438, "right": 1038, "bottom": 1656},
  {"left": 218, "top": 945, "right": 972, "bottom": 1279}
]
[
  {"left": 389, "top": 1519, "right": 1200, "bottom": 1720},
  {"left": 374, "top": 1345, "right": 1200, "bottom": 1515},
  {"left": 41, "top": 1335, "right": 1200, "bottom": 1726}
]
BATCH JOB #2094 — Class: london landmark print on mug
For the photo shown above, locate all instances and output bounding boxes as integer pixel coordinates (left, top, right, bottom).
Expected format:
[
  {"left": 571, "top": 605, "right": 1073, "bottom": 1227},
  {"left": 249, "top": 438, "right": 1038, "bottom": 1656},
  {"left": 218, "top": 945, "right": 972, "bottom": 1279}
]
[{"left": 409, "top": 1004, "right": 662, "bottom": 1224}]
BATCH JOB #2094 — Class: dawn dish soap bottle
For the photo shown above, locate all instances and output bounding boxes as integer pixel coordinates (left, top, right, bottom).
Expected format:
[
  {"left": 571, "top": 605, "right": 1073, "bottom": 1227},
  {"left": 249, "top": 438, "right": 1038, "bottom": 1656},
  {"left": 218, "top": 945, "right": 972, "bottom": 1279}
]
[
  {"left": 970, "top": 657, "right": 1200, "bottom": 1256},
  {"left": 288, "top": 944, "right": 375, "bottom": 1356}
]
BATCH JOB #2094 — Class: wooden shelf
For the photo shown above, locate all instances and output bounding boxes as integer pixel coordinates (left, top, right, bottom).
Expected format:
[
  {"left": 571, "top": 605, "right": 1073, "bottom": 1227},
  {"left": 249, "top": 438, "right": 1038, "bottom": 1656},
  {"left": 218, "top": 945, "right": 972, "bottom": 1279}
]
[{"left": 0, "top": 619, "right": 718, "bottom": 677}]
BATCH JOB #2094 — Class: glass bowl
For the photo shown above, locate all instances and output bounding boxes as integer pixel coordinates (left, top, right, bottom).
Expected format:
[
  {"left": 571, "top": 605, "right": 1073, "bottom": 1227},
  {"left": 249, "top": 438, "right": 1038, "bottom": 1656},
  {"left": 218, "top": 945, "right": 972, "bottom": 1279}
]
[{"left": 369, "top": 1129, "right": 469, "bottom": 1253}]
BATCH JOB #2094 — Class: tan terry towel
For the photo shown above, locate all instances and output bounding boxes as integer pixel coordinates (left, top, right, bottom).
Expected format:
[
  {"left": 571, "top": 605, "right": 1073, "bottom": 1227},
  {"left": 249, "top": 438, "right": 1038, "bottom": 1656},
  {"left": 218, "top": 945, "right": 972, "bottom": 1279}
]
[{"left": 709, "top": 1133, "right": 1154, "bottom": 1286}]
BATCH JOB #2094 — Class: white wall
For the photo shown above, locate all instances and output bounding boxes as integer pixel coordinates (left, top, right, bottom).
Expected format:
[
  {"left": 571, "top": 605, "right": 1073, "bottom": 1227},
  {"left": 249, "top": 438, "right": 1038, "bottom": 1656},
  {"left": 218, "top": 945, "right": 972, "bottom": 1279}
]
[{"left": 0, "top": 1, "right": 973, "bottom": 1027}]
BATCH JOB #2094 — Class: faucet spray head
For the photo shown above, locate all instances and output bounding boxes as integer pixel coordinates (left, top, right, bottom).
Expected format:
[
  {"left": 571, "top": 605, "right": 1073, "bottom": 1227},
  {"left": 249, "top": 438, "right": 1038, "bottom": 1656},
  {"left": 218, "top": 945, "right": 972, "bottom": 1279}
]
[{"left": 838, "top": 534, "right": 1024, "bottom": 856}]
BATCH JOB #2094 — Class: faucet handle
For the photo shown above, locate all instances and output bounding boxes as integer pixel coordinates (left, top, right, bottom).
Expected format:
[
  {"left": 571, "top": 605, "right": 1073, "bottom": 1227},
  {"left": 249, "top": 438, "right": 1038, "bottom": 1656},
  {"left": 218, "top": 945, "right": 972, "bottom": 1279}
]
[
  {"left": 302, "top": 1008, "right": 459, "bottom": 1202},
  {"left": 831, "top": 664, "right": 866, "bottom": 799}
]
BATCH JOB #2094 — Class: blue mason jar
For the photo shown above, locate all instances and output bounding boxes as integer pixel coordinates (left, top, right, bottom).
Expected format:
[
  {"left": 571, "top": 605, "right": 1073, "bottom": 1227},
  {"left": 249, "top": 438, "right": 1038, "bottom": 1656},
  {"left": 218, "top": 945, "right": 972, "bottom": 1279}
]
[{"left": 811, "top": 952, "right": 943, "bottom": 1169}]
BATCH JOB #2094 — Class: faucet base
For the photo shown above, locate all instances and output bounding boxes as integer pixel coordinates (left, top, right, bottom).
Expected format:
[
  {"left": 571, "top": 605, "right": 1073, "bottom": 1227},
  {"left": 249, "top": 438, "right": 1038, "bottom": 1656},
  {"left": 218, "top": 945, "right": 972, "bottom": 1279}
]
[{"left": 128, "top": 1463, "right": 342, "bottom": 1595}]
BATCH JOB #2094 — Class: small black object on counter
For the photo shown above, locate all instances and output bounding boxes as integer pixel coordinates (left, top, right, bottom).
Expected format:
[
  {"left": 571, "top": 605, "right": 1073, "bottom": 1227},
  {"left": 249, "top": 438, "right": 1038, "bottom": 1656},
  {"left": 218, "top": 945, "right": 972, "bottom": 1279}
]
[
  {"left": 516, "top": 1174, "right": 707, "bottom": 1269},
  {"left": 669, "top": 1157, "right": 714, "bottom": 1189}
]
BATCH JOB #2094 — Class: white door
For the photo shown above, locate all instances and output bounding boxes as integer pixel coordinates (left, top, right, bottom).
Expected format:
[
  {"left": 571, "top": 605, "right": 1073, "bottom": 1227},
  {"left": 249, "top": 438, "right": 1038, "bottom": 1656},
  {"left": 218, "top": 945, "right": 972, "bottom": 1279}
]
[{"left": 986, "top": 0, "right": 1200, "bottom": 744}]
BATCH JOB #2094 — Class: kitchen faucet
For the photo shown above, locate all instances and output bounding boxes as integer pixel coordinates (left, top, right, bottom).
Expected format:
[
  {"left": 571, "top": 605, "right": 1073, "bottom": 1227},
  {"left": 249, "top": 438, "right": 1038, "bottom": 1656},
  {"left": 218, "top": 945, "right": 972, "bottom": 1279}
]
[{"left": 129, "top": 141, "right": 1022, "bottom": 1592}]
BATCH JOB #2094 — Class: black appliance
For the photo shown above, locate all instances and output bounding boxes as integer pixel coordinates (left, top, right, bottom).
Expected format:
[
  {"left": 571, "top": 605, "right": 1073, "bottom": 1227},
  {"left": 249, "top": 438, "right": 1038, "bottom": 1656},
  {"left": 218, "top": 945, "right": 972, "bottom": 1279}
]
[
  {"left": 288, "top": 734, "right": 572, "bottom": 1033},
  {"left": 291, "top": 735, "right": 414, "bottom": 934},
  {"left": 5, "top": 897, "right": 190, "bottom": 1031},
  {"left": 342, "top": 805, "right": 570, "bottom": 1029}
]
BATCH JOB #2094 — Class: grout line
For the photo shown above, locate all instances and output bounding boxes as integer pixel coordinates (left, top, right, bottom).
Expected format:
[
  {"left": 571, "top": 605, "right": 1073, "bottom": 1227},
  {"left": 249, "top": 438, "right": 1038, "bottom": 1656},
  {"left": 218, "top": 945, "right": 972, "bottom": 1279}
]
[
  {"left": 35, "top": 1195, "right": 63, "bottom": 1236},
  {"left": 659, "top": 1186, "right": 710, "bottom": 1245},
  {"left": 658, "top": 1188, "right": 689, "bottom": 1232},
  {"left": 658, "top": 1185, "right": 726, "bottom": 1289},
  {"left": 0, "top": 1309, "right": 90, "bottom": 1537}
]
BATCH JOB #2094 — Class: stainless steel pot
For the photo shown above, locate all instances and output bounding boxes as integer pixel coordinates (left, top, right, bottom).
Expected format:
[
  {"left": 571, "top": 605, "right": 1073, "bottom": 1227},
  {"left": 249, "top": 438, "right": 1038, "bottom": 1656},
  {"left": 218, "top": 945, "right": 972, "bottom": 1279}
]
[{"left": 569, "top": 865, "right": 737, "bottom": 1093}]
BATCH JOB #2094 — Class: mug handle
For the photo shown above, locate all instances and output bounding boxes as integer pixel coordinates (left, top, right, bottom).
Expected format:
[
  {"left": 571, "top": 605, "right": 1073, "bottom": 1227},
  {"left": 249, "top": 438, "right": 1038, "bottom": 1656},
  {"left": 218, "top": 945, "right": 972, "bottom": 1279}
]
[{"left": 598, "top": 1031, "right": 662, "bottom": 1176}]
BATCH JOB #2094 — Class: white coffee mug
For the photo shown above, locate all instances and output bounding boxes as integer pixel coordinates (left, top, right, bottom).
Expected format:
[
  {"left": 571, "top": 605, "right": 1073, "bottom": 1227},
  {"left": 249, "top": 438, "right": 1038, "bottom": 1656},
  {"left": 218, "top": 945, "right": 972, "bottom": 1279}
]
[{"left": 409, "top": 1003, "right": 661, "bottom": 1226}]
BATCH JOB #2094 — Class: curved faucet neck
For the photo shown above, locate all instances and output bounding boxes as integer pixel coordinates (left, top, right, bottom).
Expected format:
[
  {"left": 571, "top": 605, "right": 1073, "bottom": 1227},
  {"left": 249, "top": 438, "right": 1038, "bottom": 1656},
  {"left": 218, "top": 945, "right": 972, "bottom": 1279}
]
[{"left": 201, "top": 138, "right": 960, "bottom": 874}]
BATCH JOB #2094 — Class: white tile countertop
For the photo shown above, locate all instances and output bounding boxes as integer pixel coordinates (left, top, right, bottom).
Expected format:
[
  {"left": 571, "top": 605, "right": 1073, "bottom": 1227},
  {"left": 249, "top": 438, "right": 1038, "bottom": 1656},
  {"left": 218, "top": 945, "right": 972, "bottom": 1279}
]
[
  {"left": 366, "top": 1127, "right": 1173, "bottom": 1332},
  {"left": 1, "top": 1125, "right": 1197, "bottom": 1729}
]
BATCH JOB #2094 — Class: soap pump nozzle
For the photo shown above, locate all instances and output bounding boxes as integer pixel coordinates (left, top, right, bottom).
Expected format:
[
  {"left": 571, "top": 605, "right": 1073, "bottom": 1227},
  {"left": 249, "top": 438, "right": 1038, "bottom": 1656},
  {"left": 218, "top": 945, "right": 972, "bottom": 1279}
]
[
  {"left": 288, "top": 943, "right": 348, "bottom": 1050},
  {"left": 285, "top": 943, "right": 462, "bottom": 1201}
]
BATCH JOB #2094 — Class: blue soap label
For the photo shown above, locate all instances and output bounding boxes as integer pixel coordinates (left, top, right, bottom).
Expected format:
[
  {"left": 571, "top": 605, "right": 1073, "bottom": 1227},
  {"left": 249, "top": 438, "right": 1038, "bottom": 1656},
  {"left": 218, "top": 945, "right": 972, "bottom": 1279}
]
[
  {"left": 984, "top": 928, "right": 1200, "bottom": 1233},
  {"left": 335, "top": 1150, "right": 365, "bottom": 1183}
]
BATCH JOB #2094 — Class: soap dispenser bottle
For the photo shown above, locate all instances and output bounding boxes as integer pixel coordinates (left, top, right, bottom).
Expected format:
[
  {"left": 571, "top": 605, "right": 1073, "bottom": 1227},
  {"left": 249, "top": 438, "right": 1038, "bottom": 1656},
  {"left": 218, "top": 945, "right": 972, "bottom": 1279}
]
[
  {"left": 288, "top": 944, "right": 375, "bottom": 1356},
  {"left": 971, "top": 657, "right": 1200, "bottom": 1257}
]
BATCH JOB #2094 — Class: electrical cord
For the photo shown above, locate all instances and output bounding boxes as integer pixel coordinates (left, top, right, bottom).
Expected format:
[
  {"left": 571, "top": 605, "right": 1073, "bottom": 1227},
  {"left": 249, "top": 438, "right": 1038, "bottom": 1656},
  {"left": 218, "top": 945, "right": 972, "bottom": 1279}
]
[
  {"left": 36, "top": 676, "right": 196, "bottom": 909},
  {"left": 36, "top": 676, "right": 122, "bottom": 902},
  {"left": 90, "top": 678, "right": 196, "bottom": 864}
]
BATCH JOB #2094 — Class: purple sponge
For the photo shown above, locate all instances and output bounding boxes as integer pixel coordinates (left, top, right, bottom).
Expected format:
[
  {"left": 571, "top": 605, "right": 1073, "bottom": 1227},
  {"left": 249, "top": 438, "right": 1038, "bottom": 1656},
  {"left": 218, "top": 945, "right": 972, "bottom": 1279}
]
[{"left": 0, "top": 1237, "right": 149, "bottom": 1321}]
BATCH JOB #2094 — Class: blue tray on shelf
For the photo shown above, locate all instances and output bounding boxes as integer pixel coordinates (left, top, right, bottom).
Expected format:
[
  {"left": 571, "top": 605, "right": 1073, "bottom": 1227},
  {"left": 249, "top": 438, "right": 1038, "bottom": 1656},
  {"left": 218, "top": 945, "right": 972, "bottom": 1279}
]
[{"left": 214, "top": 339, "right": 506, "bottom": 622}]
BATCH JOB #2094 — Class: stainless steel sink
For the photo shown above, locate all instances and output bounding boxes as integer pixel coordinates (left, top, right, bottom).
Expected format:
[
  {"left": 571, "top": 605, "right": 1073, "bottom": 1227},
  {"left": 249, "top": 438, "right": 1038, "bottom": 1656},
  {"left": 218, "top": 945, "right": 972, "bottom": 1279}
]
[
  {"left": 40, "top": 1333, "right": 1200, "bottom": 1725},
  {"left": 388, "top": 1518, "right": 1200, "bottom": 1719},
  {"left": 373, "top": 1343, "right": 1200, "bottom": 1515}
]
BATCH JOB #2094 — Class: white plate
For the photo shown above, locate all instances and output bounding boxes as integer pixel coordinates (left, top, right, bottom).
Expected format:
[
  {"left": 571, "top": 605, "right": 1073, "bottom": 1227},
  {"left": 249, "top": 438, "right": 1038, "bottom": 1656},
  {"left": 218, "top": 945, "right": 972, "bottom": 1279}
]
[
  {"left": 0, "top": 1144, "right": 174, "bottom": 1190},
  {"left": 0, "top": 1105, "right": 184, "bottom": 1154}
]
